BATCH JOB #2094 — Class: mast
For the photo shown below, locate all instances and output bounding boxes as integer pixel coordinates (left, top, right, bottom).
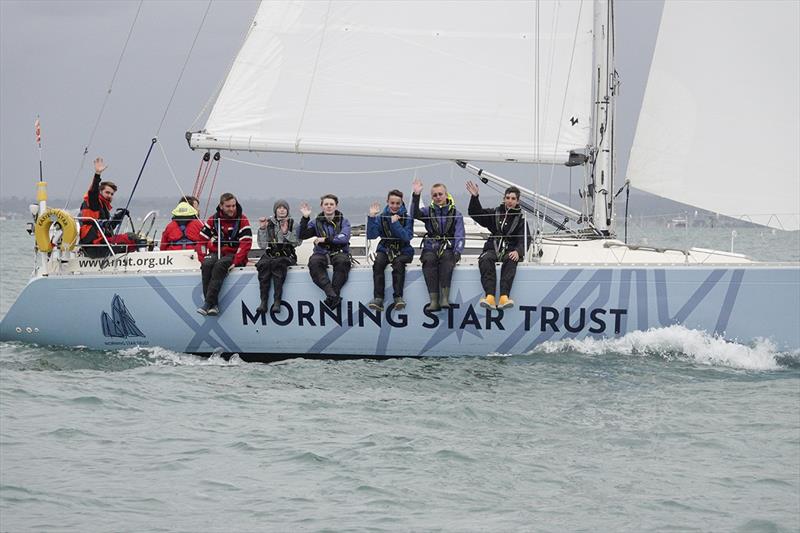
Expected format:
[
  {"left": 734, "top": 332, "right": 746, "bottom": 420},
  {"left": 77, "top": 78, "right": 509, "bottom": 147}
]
[{"left": 589, "top": 0, "right": 618, "bottom": 235}]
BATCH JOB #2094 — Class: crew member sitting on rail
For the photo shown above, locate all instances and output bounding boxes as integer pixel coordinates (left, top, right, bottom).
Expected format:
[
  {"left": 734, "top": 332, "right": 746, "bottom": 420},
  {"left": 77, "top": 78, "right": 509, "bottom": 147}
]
[
  {"left": 299, "top": 194, "right": 352, "bottom": 309},
  {"left": 466, "top": 181, "right": 531, "bottom": 310},
  {"left": 367, "top": 189, "right": 414, "bottom": 312},
  {"left": 256, "top": 199, "right": 300, "bottom": 315},
  {"left": 196, "top": 192, "right": 252, "bottom": 316},
  {"left": 159, "top": 199, "right": 206, "bottom": 255},
  {"left": 411, "top": 178, "right": 465, "bottom": 312},
  {"left": 78, "top": 157, "right": 139, "bottom": 258}
]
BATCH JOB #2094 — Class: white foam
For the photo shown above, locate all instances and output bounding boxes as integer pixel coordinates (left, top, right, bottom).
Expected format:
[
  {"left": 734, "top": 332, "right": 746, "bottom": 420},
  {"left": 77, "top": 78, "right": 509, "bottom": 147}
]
[
  {"left": 533, "top": 325, "right": 786, "bottom": 371},
  {"left": 117, "top": 346, "right": 243, "bottom": 366}
]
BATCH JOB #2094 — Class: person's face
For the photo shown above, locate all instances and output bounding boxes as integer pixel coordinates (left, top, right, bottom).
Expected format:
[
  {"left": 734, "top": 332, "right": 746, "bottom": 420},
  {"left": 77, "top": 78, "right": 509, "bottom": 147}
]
[
  {"left": 100, "top": 186, "right": 116, "bottom": 203},
  {"left": 220, "top": 198, "right": 237, "bottom": 218},
  {"left": 431, "top": 186, "right": 447, "bottom": 206},
  {"left": 190, "top": 200, "right": 200, "bottom": 211},
  {"left": 275, "top": 206, "right": 288, "bottom": 219},
  {"left": 321, "top": 198, "right": 337, "bottom": 216},
  {"left": 504, "top": 192, "right": 519, "bottom": 209},
  {"left": 387, "top": 195, "right": 402, "bottom": 214}
]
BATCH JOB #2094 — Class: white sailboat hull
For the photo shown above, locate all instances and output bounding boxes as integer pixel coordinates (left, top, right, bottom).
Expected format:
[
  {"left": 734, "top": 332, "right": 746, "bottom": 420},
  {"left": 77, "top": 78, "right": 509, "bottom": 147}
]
[{"left": 2, "top": 262, "right": 798, "bottom": 360}]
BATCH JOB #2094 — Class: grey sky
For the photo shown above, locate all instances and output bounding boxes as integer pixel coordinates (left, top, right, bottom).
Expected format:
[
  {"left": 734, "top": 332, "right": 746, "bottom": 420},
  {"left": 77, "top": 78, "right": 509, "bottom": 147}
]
[{"left": 0, "top": 0, "right": 662, "bottom": 203}]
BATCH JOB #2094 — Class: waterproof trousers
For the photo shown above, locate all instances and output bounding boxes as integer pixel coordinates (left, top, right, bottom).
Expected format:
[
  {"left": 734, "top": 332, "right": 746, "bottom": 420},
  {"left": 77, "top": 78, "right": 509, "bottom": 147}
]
[
  {"left": 256, "top": 255, "right": 295, "bottom": 304},
  {"left": 420, "top": 249, "right": 456, "bottom": 293},
  {"left": 478, "top": 250, "right": 518, "bottom": 296},
  {"left": 201, "top": 254, "right": 234, "bottom": 306},
  {"left": 372, "top": 251, "right": 412, "bottom": 298},
  {"left": 308, "top": 252, "right": 351, "bottom": 298}
]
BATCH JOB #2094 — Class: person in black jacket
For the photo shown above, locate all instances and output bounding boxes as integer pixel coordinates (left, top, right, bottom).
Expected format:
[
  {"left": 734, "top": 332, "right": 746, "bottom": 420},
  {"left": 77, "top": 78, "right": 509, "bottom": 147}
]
[{"left": 466, "top": 181, "right": 531, "bottom": 309}]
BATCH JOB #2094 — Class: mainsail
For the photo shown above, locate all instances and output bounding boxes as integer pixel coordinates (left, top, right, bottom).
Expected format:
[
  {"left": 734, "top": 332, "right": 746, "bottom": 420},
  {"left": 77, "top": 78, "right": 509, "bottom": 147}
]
[
  {"left": 628, "top": 1, "right": 800, "bottom": 231},
  {"left": 189, "top": 0, "right": 595, "bottom": 165}
]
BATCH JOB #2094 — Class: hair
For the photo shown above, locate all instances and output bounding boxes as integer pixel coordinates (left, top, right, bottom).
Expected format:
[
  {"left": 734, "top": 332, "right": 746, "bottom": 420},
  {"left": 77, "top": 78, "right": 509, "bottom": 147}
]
[
  {"left": 99, "top": 181, "right": 118, "bottom": 192},
  {"left": 181, "top": 195, "right": 199, "bottom": 207},
  {"left": 504, "top": 186, "right": 521, "bottom": 199},
  {"left": 219, "top": 192, "right": 236, "bottom": 205},
  {"left": 386, "top": 189, "right": 404, "bottom": 201},
  {"left": 431, "top": 183, "right": 447, "bottom": 192},
  {"left": 320, "top": 193, "right": 339, "bottom": 205}
]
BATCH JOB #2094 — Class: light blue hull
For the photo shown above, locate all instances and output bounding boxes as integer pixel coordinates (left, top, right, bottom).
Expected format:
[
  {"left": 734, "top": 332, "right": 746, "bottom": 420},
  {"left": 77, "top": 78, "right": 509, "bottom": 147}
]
[{"left": 1, "top": 264, "right": 798, "bottom": 359}]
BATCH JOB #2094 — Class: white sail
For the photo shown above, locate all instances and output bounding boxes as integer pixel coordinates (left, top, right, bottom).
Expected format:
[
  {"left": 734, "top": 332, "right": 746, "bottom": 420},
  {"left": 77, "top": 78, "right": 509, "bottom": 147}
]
[
  {"left": 190, "top": 0, "right": 595, "bottom": 164},
  {"left": 628, "top": 1, "right": 800, "bottom": 231}
]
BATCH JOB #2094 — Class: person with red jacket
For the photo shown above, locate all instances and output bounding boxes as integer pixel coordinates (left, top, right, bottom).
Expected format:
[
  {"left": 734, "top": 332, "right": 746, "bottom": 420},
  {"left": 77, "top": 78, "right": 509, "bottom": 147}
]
[
  {"left": 79, "top": 157, "right": 139, "bottom": 258},
  {"left": 196, "top": 192, "right": 252, "bottom": 316},
  {"left": 159, "top": 199, "right": 207, "bottom": 255}
]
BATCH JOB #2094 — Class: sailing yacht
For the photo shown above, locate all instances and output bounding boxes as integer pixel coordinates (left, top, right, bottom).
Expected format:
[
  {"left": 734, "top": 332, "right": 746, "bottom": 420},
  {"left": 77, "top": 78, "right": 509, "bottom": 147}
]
[{"left": 1, "top": 0, "right": 798, "bottom": 360}]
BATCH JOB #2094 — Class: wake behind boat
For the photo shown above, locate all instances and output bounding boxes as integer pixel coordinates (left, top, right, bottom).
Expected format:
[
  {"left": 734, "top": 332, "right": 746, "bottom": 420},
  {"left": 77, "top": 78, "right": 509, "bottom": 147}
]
[{"left": 1, "top": 0, "right": 798, "bottom": 359}]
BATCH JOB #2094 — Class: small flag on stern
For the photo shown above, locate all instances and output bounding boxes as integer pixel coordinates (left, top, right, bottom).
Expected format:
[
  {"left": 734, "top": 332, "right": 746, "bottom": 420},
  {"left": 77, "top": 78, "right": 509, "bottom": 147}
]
[{"left": 35, "top": 117, "right": 41, "bottom": 145}]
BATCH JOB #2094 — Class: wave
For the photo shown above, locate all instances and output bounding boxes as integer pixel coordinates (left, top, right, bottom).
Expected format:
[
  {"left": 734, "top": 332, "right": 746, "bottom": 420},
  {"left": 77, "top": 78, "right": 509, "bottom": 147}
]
[
  {"left": 117, "top": 346, "right": 243, "bottom": 367},
  {"left": 532, "top": 325, "right": 799, "bottom": 371}
]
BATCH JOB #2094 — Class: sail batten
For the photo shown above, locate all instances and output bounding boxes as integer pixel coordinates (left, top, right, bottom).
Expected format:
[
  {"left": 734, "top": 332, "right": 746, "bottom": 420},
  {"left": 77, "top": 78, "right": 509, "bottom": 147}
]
[
  {"left": 628, "top": 1, "right": 800, "bottom": 231},
  {"left": 191, "top": 0, "right": 596, "bottom": 165}
]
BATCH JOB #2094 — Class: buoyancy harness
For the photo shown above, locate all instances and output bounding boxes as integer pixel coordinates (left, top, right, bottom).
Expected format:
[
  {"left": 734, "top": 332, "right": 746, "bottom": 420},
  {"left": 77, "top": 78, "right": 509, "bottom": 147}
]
[
  {"left": 264, "top": 218, "right": 297, "bottom": 258},
  {"left": 315, "top": 211, "right": 347, "bottom": 257},
  {"left": 492, "top": 205, "right": 523, "bottom": 260},
  {"left": 426, "top": 195, "right": 457, "bottom": 256},
  {"left": 79, "top": 194, "right": 112, "bottom": 244},
  {"left": 211, "top": 214, "right": 241, "bottom": 248},
  {"left": 379, "top": 211, "right": 408, "bottom": 261},
  {"left": 172, "top": 219, "right": 196, "bottom": 250}
]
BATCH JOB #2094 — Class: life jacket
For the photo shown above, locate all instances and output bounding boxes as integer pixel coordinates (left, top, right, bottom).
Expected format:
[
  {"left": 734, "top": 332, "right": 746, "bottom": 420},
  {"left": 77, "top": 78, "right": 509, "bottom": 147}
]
[
  {"left": 492, "top": 205, "right": 523, "bottom": 259},
  {"left": 79, "top": 193, "right": 112, "bottom": 244},
  {"left": 263, "top": 218, "right": 297, "bottom": 259},
  {"left": 379, "top": 208, "right": 409, "bottom": 261},
  {"left": 315, "top": 211, "right": 347, "bottom": 256},
  {"left": 426, "top": 195, "right": 457, "bottom": 256},
  {"left": 209, "top": 214, "right": 241, "bottom": 248},
  {"left": 171, "top": 218, "right": 196, "bottom": 250}
]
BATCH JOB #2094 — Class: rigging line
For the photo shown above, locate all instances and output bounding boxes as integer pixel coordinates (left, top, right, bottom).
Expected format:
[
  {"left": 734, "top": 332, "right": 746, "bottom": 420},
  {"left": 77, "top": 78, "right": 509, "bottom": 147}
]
[
  {"left": 541, "top": 0, "right": 585, "bottom": 229},
  {"left": 294, "top": 0, "right": 332, "bottom": 150},
  {"left": 155, "top": 0, "right": 213, "bottom": 137},
  {"left": 223, "top": 156, "right": 448, "bottom": 175},
  {"left": 533, "top": 0, "right": 543, "bottom": 233},
  {"left": 63, "top": 0, "right": 144, "bottom": 210},
  {"left": 157, "top": 142, "right": 205, "bottom": 226}
]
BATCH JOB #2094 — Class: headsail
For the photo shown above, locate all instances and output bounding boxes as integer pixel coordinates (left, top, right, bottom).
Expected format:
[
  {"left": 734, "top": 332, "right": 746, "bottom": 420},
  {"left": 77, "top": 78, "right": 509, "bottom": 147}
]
[
  {"left": 628, "top": 1, "right": 800, "bottom": 231},
  {"left": 189, "top": 0, "right": 595, "bottom": 165}
]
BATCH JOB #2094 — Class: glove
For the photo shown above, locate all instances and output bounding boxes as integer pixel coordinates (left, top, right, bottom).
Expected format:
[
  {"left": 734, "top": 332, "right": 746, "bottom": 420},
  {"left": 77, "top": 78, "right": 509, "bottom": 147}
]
[
  {"left": 112, "top": 207, "right": 130, "bottom": 220},
  {"left": 454, "top": 252, "right": 461, "bottom": 263}
]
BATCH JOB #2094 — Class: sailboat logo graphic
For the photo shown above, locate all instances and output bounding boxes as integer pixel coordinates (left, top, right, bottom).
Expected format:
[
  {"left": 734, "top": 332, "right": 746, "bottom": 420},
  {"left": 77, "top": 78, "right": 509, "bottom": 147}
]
[{"left": 101, "top": 294, "right": 145, "bottom": 338}]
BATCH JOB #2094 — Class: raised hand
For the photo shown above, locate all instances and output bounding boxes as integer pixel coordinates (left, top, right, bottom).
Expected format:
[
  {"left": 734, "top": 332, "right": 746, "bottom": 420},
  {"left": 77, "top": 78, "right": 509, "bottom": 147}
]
[
  {"left": 412, "top": 177, "right": 423, "bottom": 195},
  {"left": 258, "top": 216, "right": 267, "bottom": 229},
  {"left": 369, "top": 201, "right": 380, "bottom": 217},
  {"left": 299, "top": 202, "right": 312, "bottom": 218},
  {"left": 466, "top": 180, "right": 479, "bottom": 196},
  {"left": 94, "top": 157, "right": 107, "bottom": 174}
]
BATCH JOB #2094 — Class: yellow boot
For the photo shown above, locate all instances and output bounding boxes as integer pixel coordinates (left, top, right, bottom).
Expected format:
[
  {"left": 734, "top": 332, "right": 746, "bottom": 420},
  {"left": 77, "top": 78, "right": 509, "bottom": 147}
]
[
  {"left": 498, "top": 294, "right": 514, "bottom": 309},
  {"left": 479, "top": 294, "right": 496, "bottom": 309}
]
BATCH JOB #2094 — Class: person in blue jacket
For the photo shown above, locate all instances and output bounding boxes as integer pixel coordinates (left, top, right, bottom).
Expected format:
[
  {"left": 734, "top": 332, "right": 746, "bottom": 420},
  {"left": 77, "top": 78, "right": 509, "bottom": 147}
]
[
  {"left": 411, "top": 178, "right": 465, "bottom": 312},
  {"left": 299, "top": 194, "right": 352, "bottom": 309},
  {"left": 367, "top": 189, "right": 414, "bottom": 311}
]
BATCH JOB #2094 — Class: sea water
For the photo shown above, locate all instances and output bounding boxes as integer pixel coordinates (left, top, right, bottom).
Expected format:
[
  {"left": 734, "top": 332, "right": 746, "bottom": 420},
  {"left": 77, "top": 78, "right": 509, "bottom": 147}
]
[{"left": 1, "top": 220, "right": 798, "bottom": 532}]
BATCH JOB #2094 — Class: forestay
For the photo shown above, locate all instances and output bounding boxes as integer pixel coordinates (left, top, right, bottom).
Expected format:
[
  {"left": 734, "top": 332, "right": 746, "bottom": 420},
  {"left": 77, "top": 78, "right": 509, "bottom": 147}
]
[
  {"left": 190, "top": 0, "right": 595, "bottom": 164},
  {"left": 628, "top": 1, "right": 800, "bottom": 231}
]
